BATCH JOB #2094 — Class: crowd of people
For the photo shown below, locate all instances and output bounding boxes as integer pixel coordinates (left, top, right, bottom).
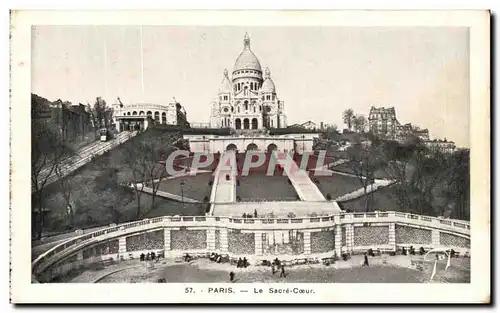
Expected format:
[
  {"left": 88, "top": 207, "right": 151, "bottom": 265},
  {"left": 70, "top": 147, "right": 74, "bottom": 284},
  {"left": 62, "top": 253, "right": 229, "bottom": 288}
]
[{"left": 242, "top": 209, "right": 258, "bottom": 219}]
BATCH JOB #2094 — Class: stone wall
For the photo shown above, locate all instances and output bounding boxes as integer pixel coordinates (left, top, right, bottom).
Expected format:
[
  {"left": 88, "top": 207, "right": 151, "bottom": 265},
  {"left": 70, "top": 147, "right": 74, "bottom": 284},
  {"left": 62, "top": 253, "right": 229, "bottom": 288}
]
[
  {"left": 82, "top": 240, "right": 119, "bottom": 259},
  {"left": 215, "top": 229, "right": 221, "bottom": 250},
  {"left": 440, "top": 232, "right": 470, "bottom": 248},
  {"left": 126, "top": 230, "right": 165, "bottom": 252},
  {"left": 228, "top": 231, "right": 255, "bottom": 255},
  {"left": 353, "top": 226, "right": 389, "bottom": 246},
  {"left": 395, "top": 225, "right": 432, "bottom": 244},
  {"left": 171, "top": 230, "right": 207, "bottom": 250},
  {"left": 311, "top": 231, "right": 335, "bottom": 254}
]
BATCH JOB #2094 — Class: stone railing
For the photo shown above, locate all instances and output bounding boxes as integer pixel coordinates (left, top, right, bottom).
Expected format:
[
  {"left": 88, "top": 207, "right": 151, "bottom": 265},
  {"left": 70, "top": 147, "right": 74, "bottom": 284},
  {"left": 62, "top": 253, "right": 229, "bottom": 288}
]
[{"left": 32, "top": 211, "right": 470, "bottom": 281}]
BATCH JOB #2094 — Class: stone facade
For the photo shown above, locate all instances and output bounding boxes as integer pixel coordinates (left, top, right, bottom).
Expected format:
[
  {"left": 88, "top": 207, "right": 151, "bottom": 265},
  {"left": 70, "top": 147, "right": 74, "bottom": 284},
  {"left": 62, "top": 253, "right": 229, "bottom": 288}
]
[
  {"left": 368, "top": 106, "right": 430, "bottom": 143},
  {"left": 210, "top": 34, "right": 287, "bottom": 130},
  {"left": 112, "top": 99, "right": 189, "bottom": 132}
]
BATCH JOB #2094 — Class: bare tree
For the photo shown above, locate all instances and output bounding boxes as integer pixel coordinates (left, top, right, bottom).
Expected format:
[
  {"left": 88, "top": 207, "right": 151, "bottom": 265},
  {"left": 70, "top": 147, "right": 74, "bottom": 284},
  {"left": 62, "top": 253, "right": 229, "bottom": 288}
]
[
  {"left": 342, "top": 109, "right": 355, "bottom": 131},
  {"left": 121, "top": 141, "right": 149, "bottom": 218},
  {"left": 144, "top": 136, "right": 177, "bottom": 208},
  {"left": 347, "top": 140, "right": 384, "bottom": 212},
  {"left": 31, "top": 97, "right": 74, "bottom": 239},
  {"left": 353, "top": 115, "right": 367, "bottom": 133},
  {"left": 88, "top": 97, "right": 113, "bottom": 134},
  {"left": 54, "top": 162, "right": 74, "bottom": 225}
]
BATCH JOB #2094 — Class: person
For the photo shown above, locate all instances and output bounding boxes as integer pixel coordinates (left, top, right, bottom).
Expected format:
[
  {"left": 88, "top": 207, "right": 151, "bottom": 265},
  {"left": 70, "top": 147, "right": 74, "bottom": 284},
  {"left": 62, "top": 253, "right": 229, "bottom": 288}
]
[
  {"left": 271, "top": 263, "right": 276, "bottom": 274},
  {"left": 410, "top": 246, "right": 415, "bottom": 255},
  {"left": 146, "top": 252, "right": 151, "bottom": 260},
  {"left": 364, "top": 253, "right": 369, "bottom": 266},
  {"left": 242, "top": 213, "right": 247, "bottom": 219},
  {"left": 184, "top": 253, "right": 191, "bottom": 262},
  {"left": 237, "top": 258, "right": 242, "bottom": 268},
  {"left": 280, "top": 264, "right": 286, "bottom": 278},
  {"left": 254, "top": 209, "right": 258, "bottom": 218},
  {"left": 151, "top": 252, "right": 156, "bottom": 260},
  {"left": 402, "top": 247, "right": 407, "bottom": 256},
  {"left": 140, "top": 253, "right": 145, "bottom": 261},
  {"left": 229, "top": 271, "right": 235, "bottom": 282},
  {"left": 419, "top": 247, "right": 425, "bottom": 255},
  {"left": 243, "top": 257, "right": 248, "bottom": 268}
]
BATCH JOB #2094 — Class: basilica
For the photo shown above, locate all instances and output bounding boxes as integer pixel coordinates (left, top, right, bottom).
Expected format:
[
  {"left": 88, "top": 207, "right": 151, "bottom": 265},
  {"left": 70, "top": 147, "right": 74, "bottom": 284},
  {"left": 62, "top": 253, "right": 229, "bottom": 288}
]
[{"left": 209, "top": 33, "right": 287, "bottom": 130}]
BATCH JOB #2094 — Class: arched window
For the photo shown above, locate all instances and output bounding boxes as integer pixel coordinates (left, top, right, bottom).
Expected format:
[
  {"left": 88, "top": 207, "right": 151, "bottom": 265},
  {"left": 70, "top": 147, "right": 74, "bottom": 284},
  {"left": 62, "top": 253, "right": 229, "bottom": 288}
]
[
  {"left": 154, "top": 111, "right": 160, "bottom": 121},
  {"left": 162, "top": 112, "right": 166, "bottom": 124},
  {"left": 147, "top": 111, "right": 152, "bottom": 118},
  {"left": 139, "top": 111, "right": 145, "bottom": 115},
  {"left": 253, "top": 106, "right": 256, "bottom": 113},
  {"left": 251, "top": 118, "right": 258, "bottom": 129},
  {"left": 127, "top": 112, "right": 131, "bottom": 116},
  {"left": 237, "top": 106, "right": 240, "bottom": 113},
  {"left": 250, "top": 82, "right": 254, "bottom": 90},
  {"left": 244, "top": 101, "right": 248, "bottom": 111}
]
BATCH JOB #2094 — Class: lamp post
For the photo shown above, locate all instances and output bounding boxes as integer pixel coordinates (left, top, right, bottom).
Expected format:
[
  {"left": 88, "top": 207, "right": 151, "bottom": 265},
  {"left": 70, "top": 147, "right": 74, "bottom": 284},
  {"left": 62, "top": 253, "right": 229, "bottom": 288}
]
[{"left": 180, "top": 180, "right": 185, "bottom": 203}]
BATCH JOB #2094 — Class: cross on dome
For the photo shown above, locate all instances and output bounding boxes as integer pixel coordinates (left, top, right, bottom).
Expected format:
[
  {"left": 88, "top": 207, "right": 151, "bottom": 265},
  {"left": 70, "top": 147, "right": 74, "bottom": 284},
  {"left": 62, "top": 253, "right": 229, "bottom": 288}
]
[{"left": 244, "top": 32, "right": 250, "bottom": 48}]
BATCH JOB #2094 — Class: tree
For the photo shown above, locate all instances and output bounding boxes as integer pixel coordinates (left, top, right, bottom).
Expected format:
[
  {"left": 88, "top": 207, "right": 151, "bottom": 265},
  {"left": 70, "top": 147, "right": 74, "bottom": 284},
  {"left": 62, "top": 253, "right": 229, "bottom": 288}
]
[
  {"left": 342, "top": 109, "right": 355, "bottom": 131},
  {"left": 120, "top": 131, "right": 180, "bottom": 217},
  {"left": 382, "top": 141, "right": 454, "bottom": 216},
  {"left": 353, "top": 115, "right": 367, "bottom": 133},
  {"left": 31, "top": 96, "right": 74, "bottom": 239},
  {"left": 54, "top": 162, "right": 74, "bottom": 226},
  {"left": 442, "top": 149, "right": 470, "bottom": 219},
  {"left": 347, "top": 139, "right": 385, "bottom": 212},
  {"left": 94, "top": 167, "right": 133, "bottom": 224},
  {"left": 88, "top": 97, "right": 113, "bottom": 133},
  {"left": 323, "top": 124, "right": 340, "bottom": 141},
  {"left": 121, "top": 141, "right": 149, "bottom": 218}
]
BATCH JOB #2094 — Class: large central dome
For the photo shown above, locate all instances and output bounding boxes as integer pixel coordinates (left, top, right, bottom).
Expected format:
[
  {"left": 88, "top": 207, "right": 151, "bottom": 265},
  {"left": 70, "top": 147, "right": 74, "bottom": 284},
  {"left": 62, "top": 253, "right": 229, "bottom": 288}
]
[{"left": 233, "top": 33, "right": 262, "bottom": 73}]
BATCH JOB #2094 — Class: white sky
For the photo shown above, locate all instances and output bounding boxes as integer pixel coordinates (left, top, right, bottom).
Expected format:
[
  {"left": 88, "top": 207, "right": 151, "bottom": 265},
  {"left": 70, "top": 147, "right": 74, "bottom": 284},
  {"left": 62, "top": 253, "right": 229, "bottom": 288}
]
[{"left": 32, "top": 26, "right": 470, "bottom": 147}]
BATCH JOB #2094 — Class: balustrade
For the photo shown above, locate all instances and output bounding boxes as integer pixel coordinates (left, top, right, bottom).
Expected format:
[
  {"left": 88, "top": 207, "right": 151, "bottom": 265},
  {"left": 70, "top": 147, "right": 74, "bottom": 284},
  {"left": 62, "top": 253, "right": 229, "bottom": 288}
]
[{"left": 32, "top": 211, "right": 470, "bottom": 279}]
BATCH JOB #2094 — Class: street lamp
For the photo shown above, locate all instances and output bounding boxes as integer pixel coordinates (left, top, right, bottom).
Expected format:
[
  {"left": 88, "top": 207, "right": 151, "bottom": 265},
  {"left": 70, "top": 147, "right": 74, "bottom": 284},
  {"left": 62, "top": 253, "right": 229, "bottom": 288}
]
[{"left": 180, "top": 180, "right": 185, "bottom": 203}]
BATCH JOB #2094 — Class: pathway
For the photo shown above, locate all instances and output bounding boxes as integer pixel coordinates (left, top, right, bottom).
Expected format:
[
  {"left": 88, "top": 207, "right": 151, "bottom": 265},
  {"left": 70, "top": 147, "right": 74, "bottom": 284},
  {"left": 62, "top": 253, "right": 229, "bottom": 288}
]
[
  {"left": 279, "top": 153, "right": 326, "bottom": 201},
  {"left": 210, "top": 151, "right": 237, "bottom": 204},
  {"left": 334, "top": 179, "right": 396, "bottom": 202}
]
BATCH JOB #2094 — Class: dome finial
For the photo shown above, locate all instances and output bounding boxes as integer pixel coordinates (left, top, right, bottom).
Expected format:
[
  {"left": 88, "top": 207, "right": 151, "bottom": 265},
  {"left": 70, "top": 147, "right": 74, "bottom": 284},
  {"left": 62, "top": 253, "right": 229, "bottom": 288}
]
[
  {"left": 244, "top": 32, "right": 250, "bottom": 48},
  {"left": 223, "top": 68, "right": 228, "bottom": 77},
  {"left": 265, "top": 67, "right": 270, "bottom": 79}
]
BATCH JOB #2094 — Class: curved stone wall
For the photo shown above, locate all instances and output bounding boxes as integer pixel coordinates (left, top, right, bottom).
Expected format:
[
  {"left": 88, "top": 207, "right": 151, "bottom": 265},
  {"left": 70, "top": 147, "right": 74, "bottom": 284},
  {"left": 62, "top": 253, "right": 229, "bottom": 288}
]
[
  {"left": 171, "top": 230, "right": 207, "bottom": 251},
  {"left": 354, "top": 226, "right": 389, "bottom": 246},
  {"left": 126, "top": 230, "right": 164, "bottom": 252},
  {"left": 395, "top": 225, "right": 432, "bottom": 245},
  {"left": 32, "top": 212, "right": 470, "bottom": 282}
]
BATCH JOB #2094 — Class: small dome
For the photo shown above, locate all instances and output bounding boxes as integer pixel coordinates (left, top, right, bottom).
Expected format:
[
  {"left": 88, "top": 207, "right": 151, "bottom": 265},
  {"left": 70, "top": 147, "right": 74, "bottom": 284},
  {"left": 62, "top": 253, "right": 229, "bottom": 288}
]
[
  {"left": 261, "top": 67, "right": 275, "bottom": 93},
  {"left": 218, "top": 69, "right": 232, "bottom": 94},
  {"left": 233, "top": 33, "right": 262, "bottom": 73}
]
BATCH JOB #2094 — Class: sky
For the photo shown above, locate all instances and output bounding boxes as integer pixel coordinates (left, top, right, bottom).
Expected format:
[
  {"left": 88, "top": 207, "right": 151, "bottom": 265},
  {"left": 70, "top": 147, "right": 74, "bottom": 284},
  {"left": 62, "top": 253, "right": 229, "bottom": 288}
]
[{"left": 31, "top": 26, "right": 470, "bottom": 147}]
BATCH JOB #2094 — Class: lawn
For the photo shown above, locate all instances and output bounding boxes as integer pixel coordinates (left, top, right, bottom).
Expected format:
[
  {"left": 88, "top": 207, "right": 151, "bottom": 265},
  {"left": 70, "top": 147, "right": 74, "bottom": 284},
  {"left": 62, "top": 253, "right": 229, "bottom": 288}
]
[
  {"left": 315, "top": 173, "right": 361, "bottom": 199},
  {"left": 157, "top": 173, "right": 213, "bottom": 201},
  {"left": 237, "top": 173, "right": 298, "bottom": 202},
  {"left": 337, "top": 185, "right": 402, "bottom": 213}
]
